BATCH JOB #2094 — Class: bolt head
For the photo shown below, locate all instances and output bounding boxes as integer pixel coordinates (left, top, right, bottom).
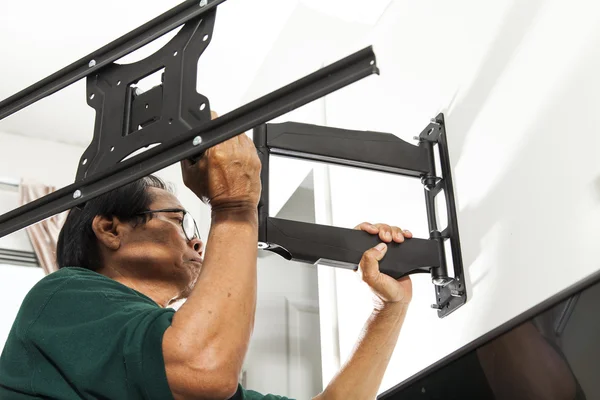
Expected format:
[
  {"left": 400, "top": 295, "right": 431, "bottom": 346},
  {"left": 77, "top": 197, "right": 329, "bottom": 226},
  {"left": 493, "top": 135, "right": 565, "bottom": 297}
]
[
  {"left": 88, "top": 59, "right": 96, "bottom": 68},
  {"left": 199, "top": 0, "right": 208, "bottom": 7},
  {"left": 193, "top": 136, "right": 202, "bottom": 146},
  {"left": 73, "top": 190, "right": 82, "bottom": 199}
]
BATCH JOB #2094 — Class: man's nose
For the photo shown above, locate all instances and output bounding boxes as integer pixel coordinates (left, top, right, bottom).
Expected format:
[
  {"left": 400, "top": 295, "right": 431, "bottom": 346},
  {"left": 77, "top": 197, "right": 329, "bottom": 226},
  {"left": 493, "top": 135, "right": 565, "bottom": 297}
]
[{"left": 189, "top": 238, "right": 204, "bottom": 253}]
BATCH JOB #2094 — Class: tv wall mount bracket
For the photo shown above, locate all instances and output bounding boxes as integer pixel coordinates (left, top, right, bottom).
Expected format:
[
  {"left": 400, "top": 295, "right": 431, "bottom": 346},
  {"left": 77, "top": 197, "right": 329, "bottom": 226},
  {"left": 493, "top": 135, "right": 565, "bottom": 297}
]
[{"left": 0, "top": 0, "right": 466, "bottom": 317}]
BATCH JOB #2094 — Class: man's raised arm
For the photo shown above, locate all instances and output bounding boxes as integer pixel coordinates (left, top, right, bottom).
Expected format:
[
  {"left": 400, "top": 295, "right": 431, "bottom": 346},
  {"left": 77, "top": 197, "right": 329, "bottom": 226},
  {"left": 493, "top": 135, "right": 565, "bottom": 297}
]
[
  {"left": 315, "top": 223, "right": 413, "bottom": 400},
  {"left": 163, "top": 128, "right": 263, "bottom": 400}
]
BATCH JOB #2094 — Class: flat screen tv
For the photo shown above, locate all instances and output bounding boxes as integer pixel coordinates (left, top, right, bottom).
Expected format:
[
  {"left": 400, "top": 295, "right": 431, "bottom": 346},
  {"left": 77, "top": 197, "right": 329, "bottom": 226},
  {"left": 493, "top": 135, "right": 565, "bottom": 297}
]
[{"left": 378, "top": 270, "right": 600, "bottom": 400}]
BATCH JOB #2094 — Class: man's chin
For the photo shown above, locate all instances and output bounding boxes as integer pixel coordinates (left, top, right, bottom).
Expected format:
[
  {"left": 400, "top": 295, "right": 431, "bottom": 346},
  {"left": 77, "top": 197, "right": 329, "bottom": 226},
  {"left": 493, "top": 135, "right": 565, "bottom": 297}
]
[{"left": 183, "top": 271, "right": 201, "bottom": 296}]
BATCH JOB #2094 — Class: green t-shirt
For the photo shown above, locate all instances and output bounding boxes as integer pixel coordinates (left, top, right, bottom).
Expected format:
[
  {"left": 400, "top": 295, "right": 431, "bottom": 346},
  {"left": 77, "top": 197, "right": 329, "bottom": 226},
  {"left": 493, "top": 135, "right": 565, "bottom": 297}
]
[{"left": 0, "top": 267, "right": 292, "bottom": 400}]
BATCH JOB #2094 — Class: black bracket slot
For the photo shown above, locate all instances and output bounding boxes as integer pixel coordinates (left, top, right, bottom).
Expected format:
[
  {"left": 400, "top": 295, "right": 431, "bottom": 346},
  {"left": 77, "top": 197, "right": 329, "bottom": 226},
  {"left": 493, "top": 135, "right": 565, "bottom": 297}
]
[{"left": 254, "top": 114, "right": 466, "bottom": 318}]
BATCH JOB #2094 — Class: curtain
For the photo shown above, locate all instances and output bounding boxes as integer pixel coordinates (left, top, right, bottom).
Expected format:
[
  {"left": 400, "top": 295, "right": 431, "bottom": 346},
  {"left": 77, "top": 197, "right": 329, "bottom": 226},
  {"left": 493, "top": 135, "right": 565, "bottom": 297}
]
[{"left": 18, "top": 179, "right": 68, "bottom": 275}]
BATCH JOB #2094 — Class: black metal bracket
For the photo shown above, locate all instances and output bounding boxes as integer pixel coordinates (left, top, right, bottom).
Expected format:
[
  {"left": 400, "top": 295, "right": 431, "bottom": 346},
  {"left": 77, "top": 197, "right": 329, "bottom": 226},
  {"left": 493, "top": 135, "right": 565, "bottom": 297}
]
[
  {"left": 0, "top": 0, "right": 465, "bottom": 317},
  {"left": 253, "top": 115, "right": 466, "bottom": 318},
  {"left": 77, "top": 10, "right": 216, "bottom": 181}
]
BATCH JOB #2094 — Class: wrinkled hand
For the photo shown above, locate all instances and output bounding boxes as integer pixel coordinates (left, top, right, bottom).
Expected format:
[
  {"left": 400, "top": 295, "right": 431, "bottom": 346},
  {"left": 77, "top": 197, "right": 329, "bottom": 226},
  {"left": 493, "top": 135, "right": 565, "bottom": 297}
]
[
  {"left": 355, "top": 222, "right": 413, "bottom": 308},
  {"left": 181, "top": 111, "right": 262, "bottom": 211}
]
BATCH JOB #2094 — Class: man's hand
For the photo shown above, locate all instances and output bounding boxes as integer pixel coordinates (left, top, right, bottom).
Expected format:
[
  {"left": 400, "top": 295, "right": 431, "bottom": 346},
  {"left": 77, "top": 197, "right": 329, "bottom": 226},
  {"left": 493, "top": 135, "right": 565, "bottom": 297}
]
[
  {"left": 166, "top": 110, "right": 262, "bottom": 400},
  {"left": 180, "top": 111, "right": 262, "bottom": 211},
  {"left": 314, "top": 223, "right": 414, "bottom": 400},
  {"left": 355, "top": 222, "right": 413, "bottom": 309}
]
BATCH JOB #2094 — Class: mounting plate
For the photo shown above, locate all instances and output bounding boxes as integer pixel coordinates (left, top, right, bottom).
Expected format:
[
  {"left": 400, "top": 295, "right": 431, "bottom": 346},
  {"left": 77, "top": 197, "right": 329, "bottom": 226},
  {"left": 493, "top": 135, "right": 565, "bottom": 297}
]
[{"left": 77, "top": 10, "right": 216, "bottom": 181}]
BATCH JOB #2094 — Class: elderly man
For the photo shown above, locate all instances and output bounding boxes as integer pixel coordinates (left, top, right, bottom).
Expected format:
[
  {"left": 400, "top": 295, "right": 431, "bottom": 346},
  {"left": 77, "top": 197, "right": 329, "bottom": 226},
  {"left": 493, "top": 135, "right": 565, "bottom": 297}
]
[{"left": 0, "top": 131, "right": 413, "bottom": 399}]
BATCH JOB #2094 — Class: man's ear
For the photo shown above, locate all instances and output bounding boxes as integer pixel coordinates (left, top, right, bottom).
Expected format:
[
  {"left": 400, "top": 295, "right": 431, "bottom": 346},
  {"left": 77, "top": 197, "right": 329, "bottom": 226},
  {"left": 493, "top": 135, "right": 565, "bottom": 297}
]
[{"left": 91, "top": 215, "right": 126, "bottom": 251}]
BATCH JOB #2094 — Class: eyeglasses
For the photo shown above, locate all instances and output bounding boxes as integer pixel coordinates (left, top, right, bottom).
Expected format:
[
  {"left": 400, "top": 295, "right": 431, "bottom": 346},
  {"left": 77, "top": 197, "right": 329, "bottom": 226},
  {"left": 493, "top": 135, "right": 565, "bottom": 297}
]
[{"left": 136, "top": 208, "right": 200, "bottom": 242}]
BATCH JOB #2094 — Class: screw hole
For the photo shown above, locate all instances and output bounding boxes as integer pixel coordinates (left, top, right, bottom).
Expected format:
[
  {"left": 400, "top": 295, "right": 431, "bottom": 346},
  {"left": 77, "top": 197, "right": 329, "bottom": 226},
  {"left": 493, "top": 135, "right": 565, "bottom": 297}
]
[
  {"left": 438, "top": 298, "right": 441, "bottom": 302},
  {"left": 203, "top": 34, "right": 209, "bottom": 41},
  {"left": 117, "top": 80, "right": 121, "bottom": 86},
  {"left": 89, "top": 93, "right": 95, "bottom": 100},
  {"left": 82, "top": 159, "right": 87, "bottom": 165},
  {"left": 173, "top": 51, "right": 178, "bottom": 56},
  {"left": 370, "top": 60, "right": 375, "bottom": 65},
  {"left": 168, "top": 118, "right": 173, "bottom": 125},
  {"left": 110, "top": 146, "right": 115, "bottom": 152},
  {"left": 145, "top": 104, "right": 149, "bottom": 109},
  {"left": 428, "top": 128, "right": 434, "bottom": 135},
  {"left": 200, "top": 103, "right": 206, "bottom": 111}
]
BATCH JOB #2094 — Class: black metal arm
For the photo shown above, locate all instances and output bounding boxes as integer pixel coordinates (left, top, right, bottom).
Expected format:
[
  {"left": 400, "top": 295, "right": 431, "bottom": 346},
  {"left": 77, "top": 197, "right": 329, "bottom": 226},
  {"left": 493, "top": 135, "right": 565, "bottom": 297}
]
[
  {"left": 261, "top": 218, "right": 440, "bottom": 279},
  {"left": 254, "top": 117, "right": 466, "bottom": 317}
]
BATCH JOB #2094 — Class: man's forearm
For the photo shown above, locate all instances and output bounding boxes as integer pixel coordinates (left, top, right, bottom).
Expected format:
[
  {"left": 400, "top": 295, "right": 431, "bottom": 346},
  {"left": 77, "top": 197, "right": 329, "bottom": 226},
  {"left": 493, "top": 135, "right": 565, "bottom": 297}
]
[
  {"left": 317, "top": 302, "right": 409, "bottom": 400},
  {"left": 168, "top": 207, "right": 258, "bottom": 380}
]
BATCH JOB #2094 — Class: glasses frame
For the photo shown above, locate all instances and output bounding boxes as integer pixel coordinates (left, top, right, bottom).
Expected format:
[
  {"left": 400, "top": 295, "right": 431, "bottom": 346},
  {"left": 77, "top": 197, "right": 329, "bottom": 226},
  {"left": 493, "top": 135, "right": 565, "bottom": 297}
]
[{"left": 136, "top": 208, "right": 200, "bottom": 242}]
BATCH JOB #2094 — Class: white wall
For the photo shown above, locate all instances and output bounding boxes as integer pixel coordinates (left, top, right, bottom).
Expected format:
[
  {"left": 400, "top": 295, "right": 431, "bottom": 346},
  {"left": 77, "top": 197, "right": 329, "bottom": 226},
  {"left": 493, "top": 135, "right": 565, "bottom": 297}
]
[
  {"left": 0, "top": 264, "right": 45, "bottom": 350},
  {"left": 0, "top": 131, "right": 87, "bottom": 252},
  {"left": 0, "top": 132, "right": 86, "bottom": 189},
  {"left": 239, "top": 2, "right": 372, "bottom": 217},
  {"left": 233, "top": 5, "right": 376, "bottom": 396},
  {"left": 319, "top": 0, "right": 600, "bottom": 395}
]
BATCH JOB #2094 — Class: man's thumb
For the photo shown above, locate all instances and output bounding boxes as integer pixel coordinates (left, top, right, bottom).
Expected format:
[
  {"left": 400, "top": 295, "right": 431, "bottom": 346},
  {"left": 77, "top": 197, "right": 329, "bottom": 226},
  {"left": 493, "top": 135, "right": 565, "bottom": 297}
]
[
  {"left": 375, "top": 242, "right": 387, "bottom": 256},
  {"left": 359, "top": 243, "right": 386, "bottom": 284}
]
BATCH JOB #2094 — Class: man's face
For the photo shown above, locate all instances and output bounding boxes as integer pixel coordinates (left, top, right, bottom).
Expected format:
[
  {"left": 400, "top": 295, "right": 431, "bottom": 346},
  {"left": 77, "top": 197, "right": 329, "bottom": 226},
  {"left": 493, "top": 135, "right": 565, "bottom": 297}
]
[{"left": 115, "top": 187, "right": 204, "bottom": 299}]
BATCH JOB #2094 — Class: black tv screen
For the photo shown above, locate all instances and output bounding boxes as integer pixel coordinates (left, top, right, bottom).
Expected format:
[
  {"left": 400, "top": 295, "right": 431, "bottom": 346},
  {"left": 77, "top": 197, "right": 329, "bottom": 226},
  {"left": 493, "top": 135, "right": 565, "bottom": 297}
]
[{"left": 378, "top": 271, "right": 600, "bottom": 400}]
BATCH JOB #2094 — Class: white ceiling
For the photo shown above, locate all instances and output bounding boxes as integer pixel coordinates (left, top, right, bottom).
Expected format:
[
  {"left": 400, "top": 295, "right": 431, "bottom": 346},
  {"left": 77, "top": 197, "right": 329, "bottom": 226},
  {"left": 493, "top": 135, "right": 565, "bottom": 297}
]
[{"left": 0, "top": 0, "right": 392, "bottom": 147}]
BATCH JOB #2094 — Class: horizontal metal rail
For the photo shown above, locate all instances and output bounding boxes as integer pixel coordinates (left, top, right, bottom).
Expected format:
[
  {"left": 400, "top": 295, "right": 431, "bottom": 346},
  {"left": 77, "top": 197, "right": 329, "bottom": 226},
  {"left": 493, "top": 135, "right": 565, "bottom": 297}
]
[
  {"left": 0, "top": 46, "right": 380, "bottom": 239},
  {"left": 0, "top": 0, "right": 227, "bottom": 121}
]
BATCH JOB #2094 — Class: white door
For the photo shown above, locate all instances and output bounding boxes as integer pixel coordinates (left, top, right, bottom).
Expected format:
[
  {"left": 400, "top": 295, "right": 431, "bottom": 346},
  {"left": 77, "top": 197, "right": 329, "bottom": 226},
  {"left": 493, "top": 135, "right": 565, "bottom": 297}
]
[
  {"left": 287, "top": 298, "right": 322, "bottom": 398},
  {"left": 243, "top": 172, "right": 323, "bottom": 399}
]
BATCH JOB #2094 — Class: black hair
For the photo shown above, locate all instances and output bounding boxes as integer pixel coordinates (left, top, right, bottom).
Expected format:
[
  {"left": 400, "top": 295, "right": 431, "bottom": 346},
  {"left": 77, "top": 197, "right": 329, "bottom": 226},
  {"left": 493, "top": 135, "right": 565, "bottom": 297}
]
[{"left": 56, "top": 175, "right": 171, "bottom": 270}]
